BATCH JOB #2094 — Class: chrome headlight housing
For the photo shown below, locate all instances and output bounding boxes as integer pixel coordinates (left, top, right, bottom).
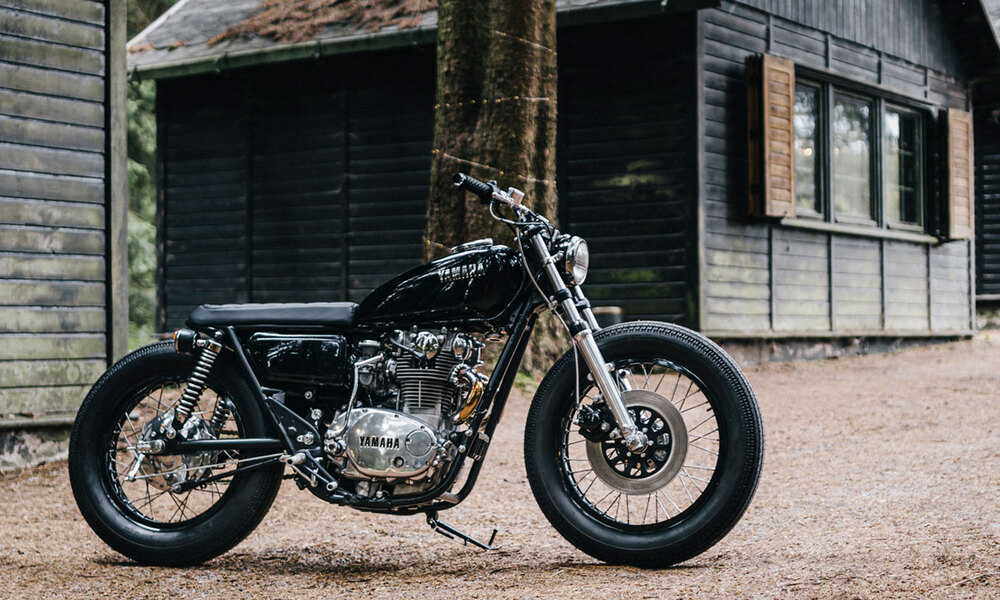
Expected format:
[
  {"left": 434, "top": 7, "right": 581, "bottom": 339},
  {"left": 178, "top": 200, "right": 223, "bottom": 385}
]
[{"left": 564, "top": 236, "right": 589, "bottom": 285}]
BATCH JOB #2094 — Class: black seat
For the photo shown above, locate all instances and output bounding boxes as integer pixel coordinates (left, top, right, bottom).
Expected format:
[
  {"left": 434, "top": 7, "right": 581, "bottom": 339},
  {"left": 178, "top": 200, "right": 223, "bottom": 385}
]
[{"left": 187, "top": 302, "right": 358, "bottom": 328}]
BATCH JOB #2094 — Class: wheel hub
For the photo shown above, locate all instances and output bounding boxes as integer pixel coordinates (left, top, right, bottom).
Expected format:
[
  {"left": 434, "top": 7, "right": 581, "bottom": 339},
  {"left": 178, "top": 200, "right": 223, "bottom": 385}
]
[
  {"left": 585, "top": 389, "right": 688, "bottom": 494},
  {"left": 139, "top": 412, "right": 218, "bottom": 490}
]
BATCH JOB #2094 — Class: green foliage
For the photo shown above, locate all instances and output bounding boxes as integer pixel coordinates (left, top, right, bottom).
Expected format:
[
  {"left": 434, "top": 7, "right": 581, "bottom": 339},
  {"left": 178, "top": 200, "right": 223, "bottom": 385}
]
[
  {"left": 126, "top": 0, "right": 174, "bottom": 348},
  {"left": 127, "top": 0, "right": 177, "bottom": 38}
]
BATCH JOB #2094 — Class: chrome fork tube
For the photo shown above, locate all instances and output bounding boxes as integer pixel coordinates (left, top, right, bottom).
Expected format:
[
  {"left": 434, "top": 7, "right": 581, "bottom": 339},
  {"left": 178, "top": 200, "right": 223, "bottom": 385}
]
[
  {"left": 573, "top": 286, "right": 601, "bottom": 331},
  {"left": 529, "top": 234, "right": 648, "bottom": 452}
]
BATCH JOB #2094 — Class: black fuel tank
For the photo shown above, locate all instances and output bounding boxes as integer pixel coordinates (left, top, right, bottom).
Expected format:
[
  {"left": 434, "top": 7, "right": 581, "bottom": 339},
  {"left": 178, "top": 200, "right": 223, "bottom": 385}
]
[{"left": 354, "top": 244, "right": 526, "bottom": 328}]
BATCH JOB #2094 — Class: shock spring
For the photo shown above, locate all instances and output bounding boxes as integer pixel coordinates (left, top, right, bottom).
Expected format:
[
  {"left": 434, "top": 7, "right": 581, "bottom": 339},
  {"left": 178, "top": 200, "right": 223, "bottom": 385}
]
[
  {"left": 175, "top": 339, "right": 222, "bottom": 424},
  {"left": 208, "top": 398, "right": 232, "bottom": 434}
]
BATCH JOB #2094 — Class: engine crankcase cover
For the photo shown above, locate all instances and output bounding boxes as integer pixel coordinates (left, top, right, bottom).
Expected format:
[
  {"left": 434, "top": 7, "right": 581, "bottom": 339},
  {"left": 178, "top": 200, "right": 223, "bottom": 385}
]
[{"left": 344, "top": 408, "right": 441, "bottom": 479}]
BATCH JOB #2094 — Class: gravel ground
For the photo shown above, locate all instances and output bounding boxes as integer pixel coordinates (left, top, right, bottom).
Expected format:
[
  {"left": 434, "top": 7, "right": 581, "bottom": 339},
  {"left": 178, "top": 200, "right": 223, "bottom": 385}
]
[{"left": 1, "top": 337, "right": 998, "bottom": 599}]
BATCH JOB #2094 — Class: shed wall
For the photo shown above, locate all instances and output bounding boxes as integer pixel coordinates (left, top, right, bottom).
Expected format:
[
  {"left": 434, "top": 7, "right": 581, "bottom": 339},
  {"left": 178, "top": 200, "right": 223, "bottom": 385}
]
[
  {"left": 699, "top": 1, "right": 973, "bottom": 336},
  {"left": 975, "top": 103, "right": 1000, "bottom": 298},
  {"left": 0, "top": 0, "right": 120, "bottom": 426},
  {"left": 158, "top": 16, "right": 698, "bottom": 330}
]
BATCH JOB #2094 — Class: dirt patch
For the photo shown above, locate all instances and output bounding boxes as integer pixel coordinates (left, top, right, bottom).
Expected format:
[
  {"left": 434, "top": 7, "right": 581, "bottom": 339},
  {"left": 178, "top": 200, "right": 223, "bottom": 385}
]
[{"left": 1, "top": 337, "right": 998, "bottom": 599}]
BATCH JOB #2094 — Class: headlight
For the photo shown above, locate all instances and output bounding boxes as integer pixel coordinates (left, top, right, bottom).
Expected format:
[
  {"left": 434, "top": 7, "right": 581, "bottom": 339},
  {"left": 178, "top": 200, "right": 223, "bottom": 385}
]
[{"left": 564, "top": 236, "right": 589, "bottom": 285}]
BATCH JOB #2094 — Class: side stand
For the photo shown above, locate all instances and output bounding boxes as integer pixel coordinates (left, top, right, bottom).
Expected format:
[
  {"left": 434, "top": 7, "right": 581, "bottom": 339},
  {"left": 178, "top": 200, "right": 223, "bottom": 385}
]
[{"left": 427, "top": 512, "right": 500, "bottom": 550}]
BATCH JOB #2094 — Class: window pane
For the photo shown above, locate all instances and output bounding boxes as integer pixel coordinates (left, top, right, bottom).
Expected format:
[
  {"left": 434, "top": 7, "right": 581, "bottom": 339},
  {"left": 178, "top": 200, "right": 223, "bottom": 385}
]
[
  {"left": 885, "top": 109, "right": 922, "bottom": 225},
  {"left": 832, "top": 95, "right": 872, "bottom": 220},
  {"left": 794, "top": 85, "right": 820, "bottom": 213}
]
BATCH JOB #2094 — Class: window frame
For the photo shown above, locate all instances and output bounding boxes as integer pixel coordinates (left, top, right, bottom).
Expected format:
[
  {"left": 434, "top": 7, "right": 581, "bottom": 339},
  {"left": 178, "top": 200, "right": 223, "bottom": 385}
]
[
  {"left": 792, "top": 81, "right": 825, "bottom": 220},
  {"left": 830, "top": 89, "right": 877, "bottom": 227},
  {"left": 788, "top": 68, "right": 931, "bottom": 236},
  {"left": 882, "top": 103, "right": 925, "bottom": 233}
]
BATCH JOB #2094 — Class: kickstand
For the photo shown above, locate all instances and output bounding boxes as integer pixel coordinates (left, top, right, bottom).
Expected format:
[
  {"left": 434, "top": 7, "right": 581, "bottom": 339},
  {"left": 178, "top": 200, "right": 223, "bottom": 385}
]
[{"left": 427, "top": 512, "right": 500, "bottom": 550}]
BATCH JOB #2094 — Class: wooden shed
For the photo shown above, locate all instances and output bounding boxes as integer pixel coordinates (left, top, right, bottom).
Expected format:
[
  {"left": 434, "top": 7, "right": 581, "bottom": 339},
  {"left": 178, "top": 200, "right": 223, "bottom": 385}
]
[
  {"left": 974, "top": 1, "right": 1000, "bottom": 302},
  {"left": 0, "top": 0, "right": 128, "bottom": 466},
  {"left": 128, "top": 0, "right": 1000, "bottom": 356}
]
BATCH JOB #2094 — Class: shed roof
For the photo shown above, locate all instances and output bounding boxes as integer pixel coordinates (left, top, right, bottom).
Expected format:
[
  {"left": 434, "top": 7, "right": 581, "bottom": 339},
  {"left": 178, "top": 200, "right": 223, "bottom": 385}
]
[
  {"left": 128, "top": 0, "right": 709, "bottom": 79},
  {"left": 128, "top": 0, "right": 1000, "bottom": 81}
]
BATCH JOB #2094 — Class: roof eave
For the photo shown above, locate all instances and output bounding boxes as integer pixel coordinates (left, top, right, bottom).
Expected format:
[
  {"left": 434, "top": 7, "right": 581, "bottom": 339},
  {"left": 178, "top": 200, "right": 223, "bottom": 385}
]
[
  {"left": 130, "top": 25, "right": 437, "bottom": 80},
  {"left": 128, "top": 0, "right": 719, "bottom": 80}
]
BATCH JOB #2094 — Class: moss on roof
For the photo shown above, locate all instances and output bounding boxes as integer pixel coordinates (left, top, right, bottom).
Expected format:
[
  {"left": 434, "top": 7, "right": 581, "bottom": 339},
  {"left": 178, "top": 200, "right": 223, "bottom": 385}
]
[{"left": 208, "top": 0, "right": 436, "bottom": 46}]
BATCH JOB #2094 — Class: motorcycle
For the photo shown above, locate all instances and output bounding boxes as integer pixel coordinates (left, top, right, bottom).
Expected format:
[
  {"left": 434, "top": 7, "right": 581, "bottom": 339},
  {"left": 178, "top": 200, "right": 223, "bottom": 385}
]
[{"left": 69, "top": 173, "right": 764, "bottom": 568}]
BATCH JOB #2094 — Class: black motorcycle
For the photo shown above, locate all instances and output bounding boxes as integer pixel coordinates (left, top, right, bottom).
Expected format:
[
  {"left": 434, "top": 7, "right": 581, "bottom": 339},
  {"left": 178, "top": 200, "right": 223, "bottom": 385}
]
[{"left": 69, "top": 173, "right": 764, "bottom": 568}]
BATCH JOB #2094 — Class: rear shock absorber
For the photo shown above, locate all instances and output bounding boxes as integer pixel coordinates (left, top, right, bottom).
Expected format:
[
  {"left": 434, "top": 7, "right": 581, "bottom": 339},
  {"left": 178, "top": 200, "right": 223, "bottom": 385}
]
[
  {"left": 174, "top": 338, "right": 223, "bottom": 425},
  {"left": 208, "top": 398, "right": 233, "bottom": 434}
]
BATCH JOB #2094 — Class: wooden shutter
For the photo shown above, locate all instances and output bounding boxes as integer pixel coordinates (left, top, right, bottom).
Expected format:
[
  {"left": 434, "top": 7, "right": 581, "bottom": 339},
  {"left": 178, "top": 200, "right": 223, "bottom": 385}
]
[
  {"left": 747, "top": 54, "right": 796, "bottom": 218},
  {"left": 945, "top": 108, "right": 974, "bottom": 239}
]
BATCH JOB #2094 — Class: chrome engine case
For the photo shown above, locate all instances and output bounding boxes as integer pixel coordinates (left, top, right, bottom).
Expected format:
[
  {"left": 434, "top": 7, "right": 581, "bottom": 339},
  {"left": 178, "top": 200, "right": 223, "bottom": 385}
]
[{"left": 331, "top": 408, "right": 445, "bottom": 480}]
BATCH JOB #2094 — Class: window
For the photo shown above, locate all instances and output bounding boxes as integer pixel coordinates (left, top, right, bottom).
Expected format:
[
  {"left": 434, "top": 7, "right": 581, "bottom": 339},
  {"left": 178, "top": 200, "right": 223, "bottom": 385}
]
[
  {"left": 792, "top": 79, "right": 924, "bottom": 229},
  {"left": 884, "top": 107, "right": 922, "bottom": 226},
  {"left": 794, "top": 84, "right": 821, "bottom": 214},
  {"left": 832, "top": 94, "right": 873, "bottom": 222}
]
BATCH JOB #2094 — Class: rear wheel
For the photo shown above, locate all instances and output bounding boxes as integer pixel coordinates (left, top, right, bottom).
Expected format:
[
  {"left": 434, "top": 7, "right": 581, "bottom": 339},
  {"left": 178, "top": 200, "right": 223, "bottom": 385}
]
[
  {"left": 524, "top": 321, "right": 764, "bottom": 567},
  {"left": 69, "top": 341, "right": 284, "bottom": 566}
]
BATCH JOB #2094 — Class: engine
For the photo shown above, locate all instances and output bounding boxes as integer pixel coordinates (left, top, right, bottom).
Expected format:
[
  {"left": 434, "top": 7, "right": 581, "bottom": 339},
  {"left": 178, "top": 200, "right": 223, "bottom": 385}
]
[{"left": 322, "top": 330, "right": 488, "bottom": 496}]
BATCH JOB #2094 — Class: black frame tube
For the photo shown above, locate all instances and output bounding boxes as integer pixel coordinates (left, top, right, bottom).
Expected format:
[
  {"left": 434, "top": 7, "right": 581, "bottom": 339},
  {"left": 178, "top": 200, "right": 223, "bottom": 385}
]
[{"left": 168, "top": 438, "right": 283, "bottom": 453}]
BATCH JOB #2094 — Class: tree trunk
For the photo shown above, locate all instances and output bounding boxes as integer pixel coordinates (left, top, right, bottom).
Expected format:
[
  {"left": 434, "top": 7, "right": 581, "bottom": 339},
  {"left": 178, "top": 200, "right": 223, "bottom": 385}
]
[{"left": 425, "top": 0, "right": 560, "bottom": 372}]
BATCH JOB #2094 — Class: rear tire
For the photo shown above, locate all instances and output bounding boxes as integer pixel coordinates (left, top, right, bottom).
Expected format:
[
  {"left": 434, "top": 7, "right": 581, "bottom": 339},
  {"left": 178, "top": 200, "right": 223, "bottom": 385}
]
[
  {"left": 69, "top": 341, "right": 284, "bottom": 566},
  {"left": 524, "top": 321, "right": 764, "bottom": 567}
]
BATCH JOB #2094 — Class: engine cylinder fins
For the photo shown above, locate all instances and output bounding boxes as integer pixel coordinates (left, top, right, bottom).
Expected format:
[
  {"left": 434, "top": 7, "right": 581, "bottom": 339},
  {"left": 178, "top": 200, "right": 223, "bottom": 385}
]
[{"left": 395, "top": 351, "right": 461, "bottom": 416}]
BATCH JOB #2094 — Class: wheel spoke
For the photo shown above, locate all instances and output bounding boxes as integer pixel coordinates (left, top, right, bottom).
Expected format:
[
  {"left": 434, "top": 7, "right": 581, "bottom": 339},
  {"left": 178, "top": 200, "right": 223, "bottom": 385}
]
[{"left": 561, "top": 358, "right": 720, "bottom": 528}]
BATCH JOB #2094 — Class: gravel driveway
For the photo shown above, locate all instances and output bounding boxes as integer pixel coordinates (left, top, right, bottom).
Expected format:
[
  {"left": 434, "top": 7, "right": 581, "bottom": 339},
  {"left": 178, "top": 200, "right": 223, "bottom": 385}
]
[{"left": 1, "top": 337, "right": 998, "bottom": 599}]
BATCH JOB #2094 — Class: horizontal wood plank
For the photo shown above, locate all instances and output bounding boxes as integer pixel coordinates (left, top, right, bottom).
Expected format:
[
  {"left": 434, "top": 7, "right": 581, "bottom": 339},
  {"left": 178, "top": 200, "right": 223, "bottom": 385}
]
[
  {"left": 0, "top": 306, "right": 104, "bottom": 332},
  {"left": 0, "top": 115, "right": 104, "bottom": 153},
  {"left": 0, "top": 333, "right": 104, "bottom": 360},
  {"left": 0, "top": 197, "right": 103, "bottom": 228},
  {"left": 0, "top": 33, "right": 104, "bottom": 74},
  {"left": 0, "top": 169, "right": 103, "bottom": 203},
  {"left": 0, "top": 280, "right": 104, "bottom": 306},
  {"left": 0, "top": 61, "right": 103, "bottom": 101},
  {"left": 0, "top": 88, "right": 103, "bottom": 127},
  {"left": 0, "top": 358, "right": 104, "bottom": 387},
  {"left": 0, "top": 252, "right": 104, "bottom": 280},
  {"left": 0, "top": 142, "right": 104, "bottom": 178},
  {"left": 0, "top": 384, "right": 89, "bottom": 415},
  {"left": 3, "top": 0, "right": 104, "bottom": 25},
  {"left": 0, "top": 224, "right": 104, "bottom": 254},
  {"left": 0, "top": 7, "right": 103, "bottom": 49}
]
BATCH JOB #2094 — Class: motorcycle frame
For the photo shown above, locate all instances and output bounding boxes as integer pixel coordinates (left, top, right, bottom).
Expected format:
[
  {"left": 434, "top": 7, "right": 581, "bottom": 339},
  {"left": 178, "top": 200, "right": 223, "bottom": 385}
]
[
  {"left": 177, "top": 282, "right": 544, "bottom": 515},
  {"left": 169, "top": 182, "right": 642, "bottom": 515}
]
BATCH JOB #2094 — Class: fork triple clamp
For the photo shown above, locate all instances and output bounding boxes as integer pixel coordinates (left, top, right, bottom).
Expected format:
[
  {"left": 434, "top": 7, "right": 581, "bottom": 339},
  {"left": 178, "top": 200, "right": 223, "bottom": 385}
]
[{"left": 426, "top": 512, "right": 500, "bottom": 551}]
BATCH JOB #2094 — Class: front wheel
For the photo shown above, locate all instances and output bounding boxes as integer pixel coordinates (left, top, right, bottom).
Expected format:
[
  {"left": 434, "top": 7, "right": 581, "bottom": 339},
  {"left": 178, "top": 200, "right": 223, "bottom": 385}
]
[
  {"left": 524, "top": 321, "right": 764, "bottom": 567},
  {"left": 68, "top": 341, "right": 284, "bottom": 566}
]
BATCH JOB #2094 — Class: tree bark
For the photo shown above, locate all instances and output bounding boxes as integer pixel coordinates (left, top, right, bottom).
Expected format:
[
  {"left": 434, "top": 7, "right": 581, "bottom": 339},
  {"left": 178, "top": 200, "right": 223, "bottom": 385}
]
[{"left": 425, "top": 0, "right": 560, "bottom": 371}]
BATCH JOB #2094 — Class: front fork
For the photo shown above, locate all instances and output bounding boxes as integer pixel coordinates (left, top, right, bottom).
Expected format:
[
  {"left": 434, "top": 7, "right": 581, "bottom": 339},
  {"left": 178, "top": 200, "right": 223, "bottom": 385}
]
[{"left": 530, "top": 233, "right": 649, "bottom": 453}]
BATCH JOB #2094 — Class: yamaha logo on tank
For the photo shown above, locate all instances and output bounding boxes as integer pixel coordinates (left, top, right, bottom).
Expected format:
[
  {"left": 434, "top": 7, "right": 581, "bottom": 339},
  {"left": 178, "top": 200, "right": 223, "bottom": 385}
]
[{"left": 439, "top": 262, "right": 486, "bottom": 283}]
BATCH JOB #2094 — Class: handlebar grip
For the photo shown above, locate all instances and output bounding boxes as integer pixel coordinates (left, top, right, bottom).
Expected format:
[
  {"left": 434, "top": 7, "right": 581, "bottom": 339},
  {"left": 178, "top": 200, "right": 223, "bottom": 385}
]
[{"left": 453, "top": 173, "right": 494, "bottom": 203}]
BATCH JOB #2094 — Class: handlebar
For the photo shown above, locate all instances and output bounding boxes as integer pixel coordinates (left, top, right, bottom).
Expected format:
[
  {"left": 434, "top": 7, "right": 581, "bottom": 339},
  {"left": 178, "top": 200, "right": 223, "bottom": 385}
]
[{"left": 453, "top": 173, "right": 496, "bottom": 203}]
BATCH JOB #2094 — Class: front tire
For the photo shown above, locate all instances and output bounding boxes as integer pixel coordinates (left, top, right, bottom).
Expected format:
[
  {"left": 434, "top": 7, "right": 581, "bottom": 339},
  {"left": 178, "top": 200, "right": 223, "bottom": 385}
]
[
  {"left": 524, "top": 321, "right": 764, "bottom": 567},
  {"left": 68, "top": 341, "right": 284, "bottom": 566}
]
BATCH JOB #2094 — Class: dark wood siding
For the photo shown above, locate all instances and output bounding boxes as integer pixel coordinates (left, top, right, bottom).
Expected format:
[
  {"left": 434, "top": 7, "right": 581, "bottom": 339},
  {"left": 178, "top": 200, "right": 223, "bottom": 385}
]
[
  {"left": 159, "top": 17, "right": 698, "bottom": 329},
  {"left": 160, "top": 78, "right": 250, "bottom": 327},
  {"left": 976, "top": 104, "right": 1000, "bottom": 298},
  {"left": 700, "top": 1, "right": 973, "bottom": 335},
  {"left": 0, "top": 0, "right": 113, "bottom": 423},
  {"left": 159, "top": 50, "right": 436, "bottom": 328},
  {"left": 346, "top": 62, "right": 435, "bottom": 302},
  {"left": 559, "top": 17, "right": 697, "bottom": 324}
]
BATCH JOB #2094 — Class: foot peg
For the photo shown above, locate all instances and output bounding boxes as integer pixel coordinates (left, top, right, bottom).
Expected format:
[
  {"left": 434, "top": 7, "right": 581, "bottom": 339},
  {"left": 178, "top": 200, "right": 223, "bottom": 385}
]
[{"left": 427, "top": 513, "right": 500, "bottom": 550}]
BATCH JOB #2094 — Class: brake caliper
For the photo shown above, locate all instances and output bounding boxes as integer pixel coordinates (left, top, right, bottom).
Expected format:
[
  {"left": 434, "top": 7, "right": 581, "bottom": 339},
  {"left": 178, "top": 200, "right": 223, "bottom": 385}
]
[{"left": 576, "top": 403, "right": 616, "bottom": 442}]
